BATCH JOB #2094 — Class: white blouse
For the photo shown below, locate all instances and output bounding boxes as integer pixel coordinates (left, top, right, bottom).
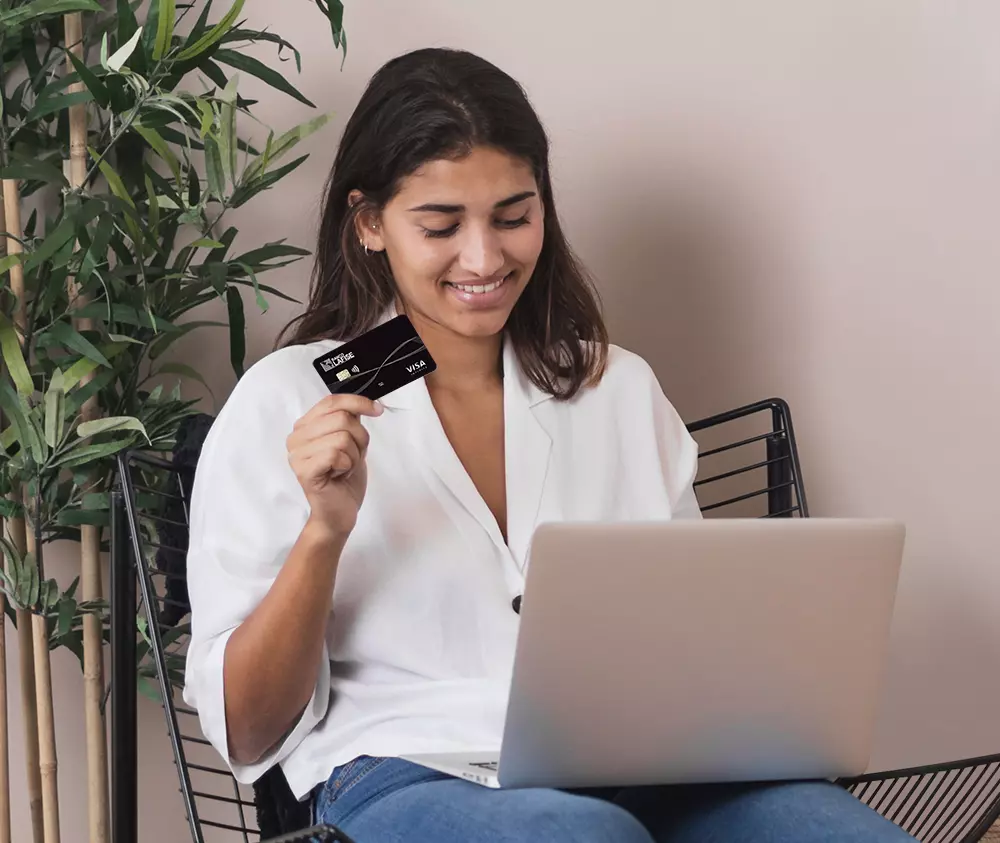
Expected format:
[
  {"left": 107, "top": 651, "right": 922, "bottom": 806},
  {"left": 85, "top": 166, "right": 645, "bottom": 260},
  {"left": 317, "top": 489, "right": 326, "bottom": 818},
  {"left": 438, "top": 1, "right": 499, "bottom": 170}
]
[{"left": 183, "top": 330, "right": 702, "bottom": 801}]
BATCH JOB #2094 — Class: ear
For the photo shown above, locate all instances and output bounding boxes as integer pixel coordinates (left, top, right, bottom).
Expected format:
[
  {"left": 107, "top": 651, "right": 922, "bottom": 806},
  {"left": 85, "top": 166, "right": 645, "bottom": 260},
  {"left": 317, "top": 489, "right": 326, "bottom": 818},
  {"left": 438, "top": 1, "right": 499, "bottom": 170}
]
[{"left": 349, "top": 189, "right": 386, "bottom": 253}]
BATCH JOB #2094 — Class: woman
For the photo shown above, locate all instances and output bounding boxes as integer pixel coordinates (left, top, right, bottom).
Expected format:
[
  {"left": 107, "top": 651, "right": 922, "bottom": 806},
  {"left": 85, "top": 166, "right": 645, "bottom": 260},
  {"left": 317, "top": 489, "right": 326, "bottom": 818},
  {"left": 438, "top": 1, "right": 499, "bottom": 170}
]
[{"left": 184, "top": 48, "right": 912, "bottom": 842}]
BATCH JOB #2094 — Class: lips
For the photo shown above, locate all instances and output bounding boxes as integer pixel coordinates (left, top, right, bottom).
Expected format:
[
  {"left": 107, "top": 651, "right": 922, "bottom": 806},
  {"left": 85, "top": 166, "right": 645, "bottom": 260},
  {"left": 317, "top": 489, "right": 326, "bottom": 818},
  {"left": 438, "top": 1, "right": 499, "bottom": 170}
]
[
  {"left": 445, "top": 272, "right": 512, "bottom": 294},
  {"left": 443, "top": 272, "right": 515, "bottom": 308}
]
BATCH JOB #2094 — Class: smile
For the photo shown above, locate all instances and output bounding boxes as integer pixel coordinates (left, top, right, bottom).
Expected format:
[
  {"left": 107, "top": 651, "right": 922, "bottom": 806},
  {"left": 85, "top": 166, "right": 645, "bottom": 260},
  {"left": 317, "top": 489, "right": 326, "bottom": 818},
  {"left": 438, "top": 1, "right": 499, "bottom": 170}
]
[{"left": 446, "top": 273, "right": 511, "bottom": 295}]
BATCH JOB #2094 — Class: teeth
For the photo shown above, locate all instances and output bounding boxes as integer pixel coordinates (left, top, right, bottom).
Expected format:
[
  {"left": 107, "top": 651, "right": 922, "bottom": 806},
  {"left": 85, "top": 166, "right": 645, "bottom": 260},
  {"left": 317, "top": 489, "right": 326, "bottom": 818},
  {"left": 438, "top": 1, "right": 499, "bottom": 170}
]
[{"left": 452, "top": 277, "right": 505, "bottom": 294}]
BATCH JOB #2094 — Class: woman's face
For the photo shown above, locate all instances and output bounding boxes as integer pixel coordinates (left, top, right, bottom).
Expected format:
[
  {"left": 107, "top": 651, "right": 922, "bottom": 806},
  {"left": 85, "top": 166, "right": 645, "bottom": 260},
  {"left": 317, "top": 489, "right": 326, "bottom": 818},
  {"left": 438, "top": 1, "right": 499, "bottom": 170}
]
[{"left": 360, "top": 145, "right": 545, "bottom": 341}]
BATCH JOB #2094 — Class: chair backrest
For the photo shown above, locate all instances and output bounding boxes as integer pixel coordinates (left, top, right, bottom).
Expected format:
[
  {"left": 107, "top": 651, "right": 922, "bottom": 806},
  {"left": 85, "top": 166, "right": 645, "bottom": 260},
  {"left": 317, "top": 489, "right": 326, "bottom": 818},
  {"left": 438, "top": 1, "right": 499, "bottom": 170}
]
[
  {"left": 117, "top": 449, "right": 266, "bottom": 843},
  {"left": 113, "top": 397, "right": 811, "bottom": 842},
  {"left": 687, "top": 397, "right": 809, "bottom": 519}
]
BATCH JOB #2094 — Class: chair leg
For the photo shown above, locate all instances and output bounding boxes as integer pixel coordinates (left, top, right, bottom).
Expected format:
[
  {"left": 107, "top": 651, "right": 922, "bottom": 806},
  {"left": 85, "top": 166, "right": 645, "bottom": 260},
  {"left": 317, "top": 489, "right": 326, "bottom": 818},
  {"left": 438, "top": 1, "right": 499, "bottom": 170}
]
[{"left": 111, "top": 479, "right": 138, "bottom": 843}]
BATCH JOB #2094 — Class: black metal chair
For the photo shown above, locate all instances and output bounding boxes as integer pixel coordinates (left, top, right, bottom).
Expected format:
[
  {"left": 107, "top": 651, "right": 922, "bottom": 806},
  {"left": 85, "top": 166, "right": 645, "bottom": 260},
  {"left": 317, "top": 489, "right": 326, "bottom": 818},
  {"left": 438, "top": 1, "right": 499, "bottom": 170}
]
[
  {"left": 110, "top": 443, "right": 353, "bottom": 843},
  {"left": 109, "top": 397, "right": 1000, "bottom": 843}
]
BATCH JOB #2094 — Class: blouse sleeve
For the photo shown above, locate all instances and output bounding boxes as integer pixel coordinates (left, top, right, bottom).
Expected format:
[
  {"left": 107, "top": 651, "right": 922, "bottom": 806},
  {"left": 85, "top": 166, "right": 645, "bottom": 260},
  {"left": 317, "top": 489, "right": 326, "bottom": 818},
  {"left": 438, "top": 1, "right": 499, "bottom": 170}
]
[
  {"left": 181, "top": 349, "right": 331, "bottom": 785},
  {"left": 629, "top": 349, "right": 704, "bottom": 521}
]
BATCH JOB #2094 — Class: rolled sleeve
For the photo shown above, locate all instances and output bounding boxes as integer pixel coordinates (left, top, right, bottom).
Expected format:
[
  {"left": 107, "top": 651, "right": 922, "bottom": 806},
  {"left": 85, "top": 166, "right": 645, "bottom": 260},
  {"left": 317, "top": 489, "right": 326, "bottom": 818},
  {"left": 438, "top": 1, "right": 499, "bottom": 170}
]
[{"left": 181, "top": 349, "right": 332, "bottom": 783}]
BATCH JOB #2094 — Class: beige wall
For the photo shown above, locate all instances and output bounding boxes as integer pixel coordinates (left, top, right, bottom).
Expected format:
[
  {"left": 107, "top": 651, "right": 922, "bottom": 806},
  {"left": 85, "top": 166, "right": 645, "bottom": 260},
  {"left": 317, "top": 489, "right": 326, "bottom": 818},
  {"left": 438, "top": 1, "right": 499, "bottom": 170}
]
[{"left": 7, "top": 1, "right": 1000, "bottom": 839}]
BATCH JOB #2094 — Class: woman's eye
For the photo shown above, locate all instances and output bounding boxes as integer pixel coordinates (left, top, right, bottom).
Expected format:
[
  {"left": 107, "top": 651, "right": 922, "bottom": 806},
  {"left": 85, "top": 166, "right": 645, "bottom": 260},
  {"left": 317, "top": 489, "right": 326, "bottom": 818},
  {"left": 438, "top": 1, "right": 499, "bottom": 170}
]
[
  {"left": 422, "top": 224, "right": 460, "bottom": 239},
  {"left": 497, "top": 214, "right": 529, "bottom": 229}
]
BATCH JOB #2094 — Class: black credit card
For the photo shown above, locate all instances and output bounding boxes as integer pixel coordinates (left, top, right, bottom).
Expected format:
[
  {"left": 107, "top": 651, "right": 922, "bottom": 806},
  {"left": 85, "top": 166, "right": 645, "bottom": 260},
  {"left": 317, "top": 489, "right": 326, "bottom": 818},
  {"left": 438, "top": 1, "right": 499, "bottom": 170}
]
[{"left": 312, "top": 314, "right": 436, "bottom": 401}]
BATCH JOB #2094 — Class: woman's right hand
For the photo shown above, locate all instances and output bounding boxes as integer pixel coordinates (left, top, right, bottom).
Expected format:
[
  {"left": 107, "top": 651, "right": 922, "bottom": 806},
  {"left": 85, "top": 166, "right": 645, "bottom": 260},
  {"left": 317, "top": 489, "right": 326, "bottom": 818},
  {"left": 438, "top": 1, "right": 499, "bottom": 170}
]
[{"left": 287, "top": 394, "right": 384, "bottom": 538}]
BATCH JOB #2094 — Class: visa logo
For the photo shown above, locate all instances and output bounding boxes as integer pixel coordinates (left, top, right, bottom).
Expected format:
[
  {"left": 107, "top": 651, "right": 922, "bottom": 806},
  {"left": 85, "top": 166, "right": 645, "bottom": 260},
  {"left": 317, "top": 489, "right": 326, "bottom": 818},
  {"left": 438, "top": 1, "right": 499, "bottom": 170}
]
[{"left": 406, "top": 359, "right": 427, "bottom": 374}]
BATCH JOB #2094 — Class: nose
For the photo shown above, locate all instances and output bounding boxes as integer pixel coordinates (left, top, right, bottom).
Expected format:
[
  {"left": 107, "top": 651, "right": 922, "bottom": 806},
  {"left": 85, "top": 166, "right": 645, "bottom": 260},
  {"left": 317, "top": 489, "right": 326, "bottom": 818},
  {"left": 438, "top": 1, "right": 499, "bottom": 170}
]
[{"left": 457, "top": 222, "right": 505, "bottom": 278}]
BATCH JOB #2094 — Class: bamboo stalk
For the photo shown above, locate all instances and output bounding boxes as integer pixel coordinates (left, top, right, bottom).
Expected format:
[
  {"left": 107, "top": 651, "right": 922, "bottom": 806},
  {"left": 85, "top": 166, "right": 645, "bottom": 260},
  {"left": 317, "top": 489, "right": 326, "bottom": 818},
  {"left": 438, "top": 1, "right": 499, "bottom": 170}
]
[
  {"left": 0, "top": 186, "right": 12, "bottom": 843},
  {"left": 0, "top": 195, "right": 12, "bottom": 843},
  {"left": 2, "top": 178, "right": 44, "bottom": 843},
  {"left": 0, "top": 593, "right": 8, "bottom": 843},
  {"left": 63, "top": 14, "right": 109, "bottom": 843},
  {"left": 26, "top": 525, "right": 58, "bottom": 843}
]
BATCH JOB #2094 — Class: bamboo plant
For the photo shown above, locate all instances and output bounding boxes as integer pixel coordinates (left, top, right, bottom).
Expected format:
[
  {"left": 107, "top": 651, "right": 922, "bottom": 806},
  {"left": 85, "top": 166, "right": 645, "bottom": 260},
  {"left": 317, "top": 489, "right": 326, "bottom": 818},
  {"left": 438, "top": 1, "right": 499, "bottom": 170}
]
[{"left": 0, "top": 1, "right": 346, "bottom": 841}]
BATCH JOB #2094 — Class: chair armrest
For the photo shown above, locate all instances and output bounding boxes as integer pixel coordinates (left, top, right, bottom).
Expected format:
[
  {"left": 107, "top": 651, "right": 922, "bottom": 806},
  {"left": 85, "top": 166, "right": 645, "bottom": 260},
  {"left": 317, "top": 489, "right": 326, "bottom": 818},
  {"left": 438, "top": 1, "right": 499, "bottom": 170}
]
[{"left": 262, "top": 823, "right": 357, "bottom": 843}]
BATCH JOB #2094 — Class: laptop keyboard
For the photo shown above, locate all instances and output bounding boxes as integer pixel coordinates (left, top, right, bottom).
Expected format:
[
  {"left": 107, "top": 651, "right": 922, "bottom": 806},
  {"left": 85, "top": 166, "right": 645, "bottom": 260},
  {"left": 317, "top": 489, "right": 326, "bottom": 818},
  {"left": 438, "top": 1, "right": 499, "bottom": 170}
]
[{"left": 468, "top": 761, "right": 499, "bottom": 772}]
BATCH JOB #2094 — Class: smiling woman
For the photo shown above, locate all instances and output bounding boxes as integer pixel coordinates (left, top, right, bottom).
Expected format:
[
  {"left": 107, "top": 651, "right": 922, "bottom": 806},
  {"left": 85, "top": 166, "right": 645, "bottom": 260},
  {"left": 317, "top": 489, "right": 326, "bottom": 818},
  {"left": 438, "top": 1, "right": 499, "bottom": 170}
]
[
  {"left": 183, "top": 46, "right": 916, "bottom": 843},
  {"left": 274, "top": 47, "right": 608, "bottom": 401}
]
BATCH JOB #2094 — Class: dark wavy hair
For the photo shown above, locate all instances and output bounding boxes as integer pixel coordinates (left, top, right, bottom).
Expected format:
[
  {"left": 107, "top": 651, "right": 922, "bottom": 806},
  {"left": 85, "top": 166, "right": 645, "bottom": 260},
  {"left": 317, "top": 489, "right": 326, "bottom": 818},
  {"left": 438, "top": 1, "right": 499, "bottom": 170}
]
[{"left": 275, "top": 47, "right": 608, "bottom": 399}]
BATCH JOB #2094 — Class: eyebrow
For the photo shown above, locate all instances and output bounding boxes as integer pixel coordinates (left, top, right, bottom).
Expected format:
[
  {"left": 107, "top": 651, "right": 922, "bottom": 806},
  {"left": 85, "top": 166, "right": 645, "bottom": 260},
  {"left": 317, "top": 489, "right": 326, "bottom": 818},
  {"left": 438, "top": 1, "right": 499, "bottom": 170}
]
[{"left": 406, "top": 190, "right": 537, "bottom": 214}]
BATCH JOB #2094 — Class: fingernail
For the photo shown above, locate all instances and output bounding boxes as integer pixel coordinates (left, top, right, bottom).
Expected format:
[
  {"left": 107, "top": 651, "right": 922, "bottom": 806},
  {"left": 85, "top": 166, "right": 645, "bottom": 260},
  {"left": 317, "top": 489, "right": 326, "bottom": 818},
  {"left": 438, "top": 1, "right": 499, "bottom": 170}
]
[{"left": 373, "top": 400, "right": 384, "bottom": 415}]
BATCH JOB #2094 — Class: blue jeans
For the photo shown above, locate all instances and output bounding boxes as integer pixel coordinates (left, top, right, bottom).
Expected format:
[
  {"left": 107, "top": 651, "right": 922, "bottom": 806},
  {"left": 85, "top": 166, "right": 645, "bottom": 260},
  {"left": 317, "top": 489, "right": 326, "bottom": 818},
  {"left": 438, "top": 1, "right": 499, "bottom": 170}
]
[{"left": 313, "top": 756, "right": 916, "bottom": 842}]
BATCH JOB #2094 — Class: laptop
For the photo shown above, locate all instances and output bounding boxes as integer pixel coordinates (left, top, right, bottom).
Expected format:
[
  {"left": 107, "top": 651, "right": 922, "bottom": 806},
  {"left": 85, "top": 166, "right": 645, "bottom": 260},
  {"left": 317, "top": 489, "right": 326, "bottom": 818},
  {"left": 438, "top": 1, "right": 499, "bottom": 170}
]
[{"left": 401, "top": 517, "right": 905, "bottom": 789}]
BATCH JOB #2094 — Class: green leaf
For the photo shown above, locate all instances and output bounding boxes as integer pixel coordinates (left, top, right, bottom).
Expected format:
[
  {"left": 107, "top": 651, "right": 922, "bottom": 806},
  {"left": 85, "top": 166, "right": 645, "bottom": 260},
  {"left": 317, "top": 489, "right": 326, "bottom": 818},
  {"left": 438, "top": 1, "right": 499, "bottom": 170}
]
[
  {"left": 246, "top": 112, "right": 331, "bottom": 182},
  {"left": 64, "top": 368, "right": 116, "bottom": 417},
  {"left": 232, "top": 241, "right": 311, "bottom": 266},
  {"left": 0, "top": 158, "right": 69, "bottom": 188},
  {"left": 236, "top": 262, "right": 268, "bottom": 312},
  {"left": 145, "top": 173, "right": 160, "bottom": 235},
  {"left": 77, "top": 416, "right": 150, "bottom": 442},
  {"left": 76, "top": 214, "right": 113, "bottom": 290},
  {"left": 220, "top": 29, "right": 302, "bottom": 73},
  {"left": 42, "top": 322, "right": 112, "bottom": 369},
  {"left": 0, "top": 314, "right": 33, "bottom": 396},
  {"left": 231, "top": 155, "right": 308, "bottom": 208},
  {"left": 214, "top": 49, "right": 315, "bottom": 107},
  {"left": 24, "top": 200, "right": 102, "bottom": 273},
  {"left": 0, "top": 255, "right": 22, "bottom": 277},
  {"left": 155, "top": 363, "right": 215, "bottom": 401},
  {"left": 153, "top": 0, "right": 176, "bottom": 60},
  {"left": 89, "top": 146, "right": 144, "bottom": 249},
  {"left": 195, "top": 98, "right": 214, "bottom": 138},
  {"left": 218, "top": 73, "right": 239, "bottom": 183},
  {"left": 133, "top": 124, "right": 181, "bottom": 185},
  {"left": 313, "top": 0, "right": 345, "bottom": 51},
  {"left": 18, "top": 552, "right": 37, "bottom": 609},
  {"left": 61, "top": 342, "right": 128, "bottom": 390},
  {"left": 25, "top": 90, "right": 93, "bottom": 122},
  {"left": 57, "top": 597, "right": 76, "bottom": 640},
  {"left": 203, "top": 135, "right": 225, "bottom": 200},
  {"left": 107, "top": 27, "right": 143, "bottom": 73},
  {"left": 189, "top": 238, "right": 225, "bottom": 249},
  {"left": 88, "top": 148, "right": 133, "bottom": 210},
  {"left": 206, "top": 261, "right": 228, "bottom": 295},
  {"left": 175, "top": 0, "right": 246, "bottom": 62},
  {"left": 0, "top": 381, "right": 44, "bottom": 464},
  {"left": 0, "top": 254, "right": 22, "bottom": 277},
  {"left": 44, "top": 369, "right": 66, "bottom": 450},
  {"left": 65, "top": 50, "right": 111, "bottom": 109},
  {"left": 0, "top": 0, "right": 102, "bottom": 29},
  {"left": 75, "top": 302, "right": 175, "bottom": 333},
  {"left": 225, "top": 287, "right": 246, "bottom": 377},
  {"left": 52, "top": 438, "right": 136, "bottom": 468},
  {"left": 207, "top": 226, "right": 238, "bottom": 262},
  {"left": 117, "top": 0, "right": 140, "bottom": 43}
]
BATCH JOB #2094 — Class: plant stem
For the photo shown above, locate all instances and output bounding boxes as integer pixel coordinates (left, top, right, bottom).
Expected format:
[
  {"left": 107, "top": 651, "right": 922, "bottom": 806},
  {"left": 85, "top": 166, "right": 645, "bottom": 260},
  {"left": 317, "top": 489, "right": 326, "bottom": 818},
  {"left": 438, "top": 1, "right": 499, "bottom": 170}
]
[
  {"left": 3, "top": 164, "right": 44, "bottom": 843},
  {"left": 64, "top": 13, "right": 109, "bottom": 839},
  {"left": 0, "top": 165, "right": 12, "bottom": 843}
]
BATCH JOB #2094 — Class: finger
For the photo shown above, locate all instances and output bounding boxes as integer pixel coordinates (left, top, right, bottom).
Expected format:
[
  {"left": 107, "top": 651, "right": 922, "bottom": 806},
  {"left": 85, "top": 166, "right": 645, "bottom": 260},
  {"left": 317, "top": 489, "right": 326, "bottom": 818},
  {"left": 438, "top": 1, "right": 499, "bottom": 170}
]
[
  {"left": 292, "top": 411, "right": 371, "bottom": 453},
  {"left": 292, "top": 432, "right": 362, "bottom": 480},
  {"left": 289, "top": 414, "right": 370, "bottom": 457},
  {"left": 303, "top": 393, "right": 384, "bottom": 423}
]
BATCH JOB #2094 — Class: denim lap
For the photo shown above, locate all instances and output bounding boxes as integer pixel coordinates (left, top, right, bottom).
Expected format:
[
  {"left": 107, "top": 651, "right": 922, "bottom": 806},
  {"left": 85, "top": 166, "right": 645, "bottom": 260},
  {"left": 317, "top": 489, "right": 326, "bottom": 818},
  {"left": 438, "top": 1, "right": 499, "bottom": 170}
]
[{"left": 313, "top": 756, "right": 916, "bottom": 843}]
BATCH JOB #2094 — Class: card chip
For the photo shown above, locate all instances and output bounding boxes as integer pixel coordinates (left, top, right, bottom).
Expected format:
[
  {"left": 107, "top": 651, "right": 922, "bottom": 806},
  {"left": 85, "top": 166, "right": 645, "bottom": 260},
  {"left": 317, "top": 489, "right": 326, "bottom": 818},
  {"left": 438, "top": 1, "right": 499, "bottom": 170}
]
[{"left": 336, "top": 370, "right": 351, "bottom": 382}]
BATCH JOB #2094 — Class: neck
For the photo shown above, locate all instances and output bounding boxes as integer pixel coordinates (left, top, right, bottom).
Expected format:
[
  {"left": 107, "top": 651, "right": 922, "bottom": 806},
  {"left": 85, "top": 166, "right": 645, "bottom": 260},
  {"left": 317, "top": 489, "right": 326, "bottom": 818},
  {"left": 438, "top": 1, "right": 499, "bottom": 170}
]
[{"left": 406, "top": 310, "right": 502, "bottom": 393}]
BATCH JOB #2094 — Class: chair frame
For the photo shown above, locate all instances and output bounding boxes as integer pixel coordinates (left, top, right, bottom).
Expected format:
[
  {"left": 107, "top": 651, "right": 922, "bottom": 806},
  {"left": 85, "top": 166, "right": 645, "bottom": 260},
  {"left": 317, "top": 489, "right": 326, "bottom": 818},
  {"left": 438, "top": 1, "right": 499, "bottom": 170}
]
[{"left": 108, "top": 398, "right": 1000, "bottom": 843}]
